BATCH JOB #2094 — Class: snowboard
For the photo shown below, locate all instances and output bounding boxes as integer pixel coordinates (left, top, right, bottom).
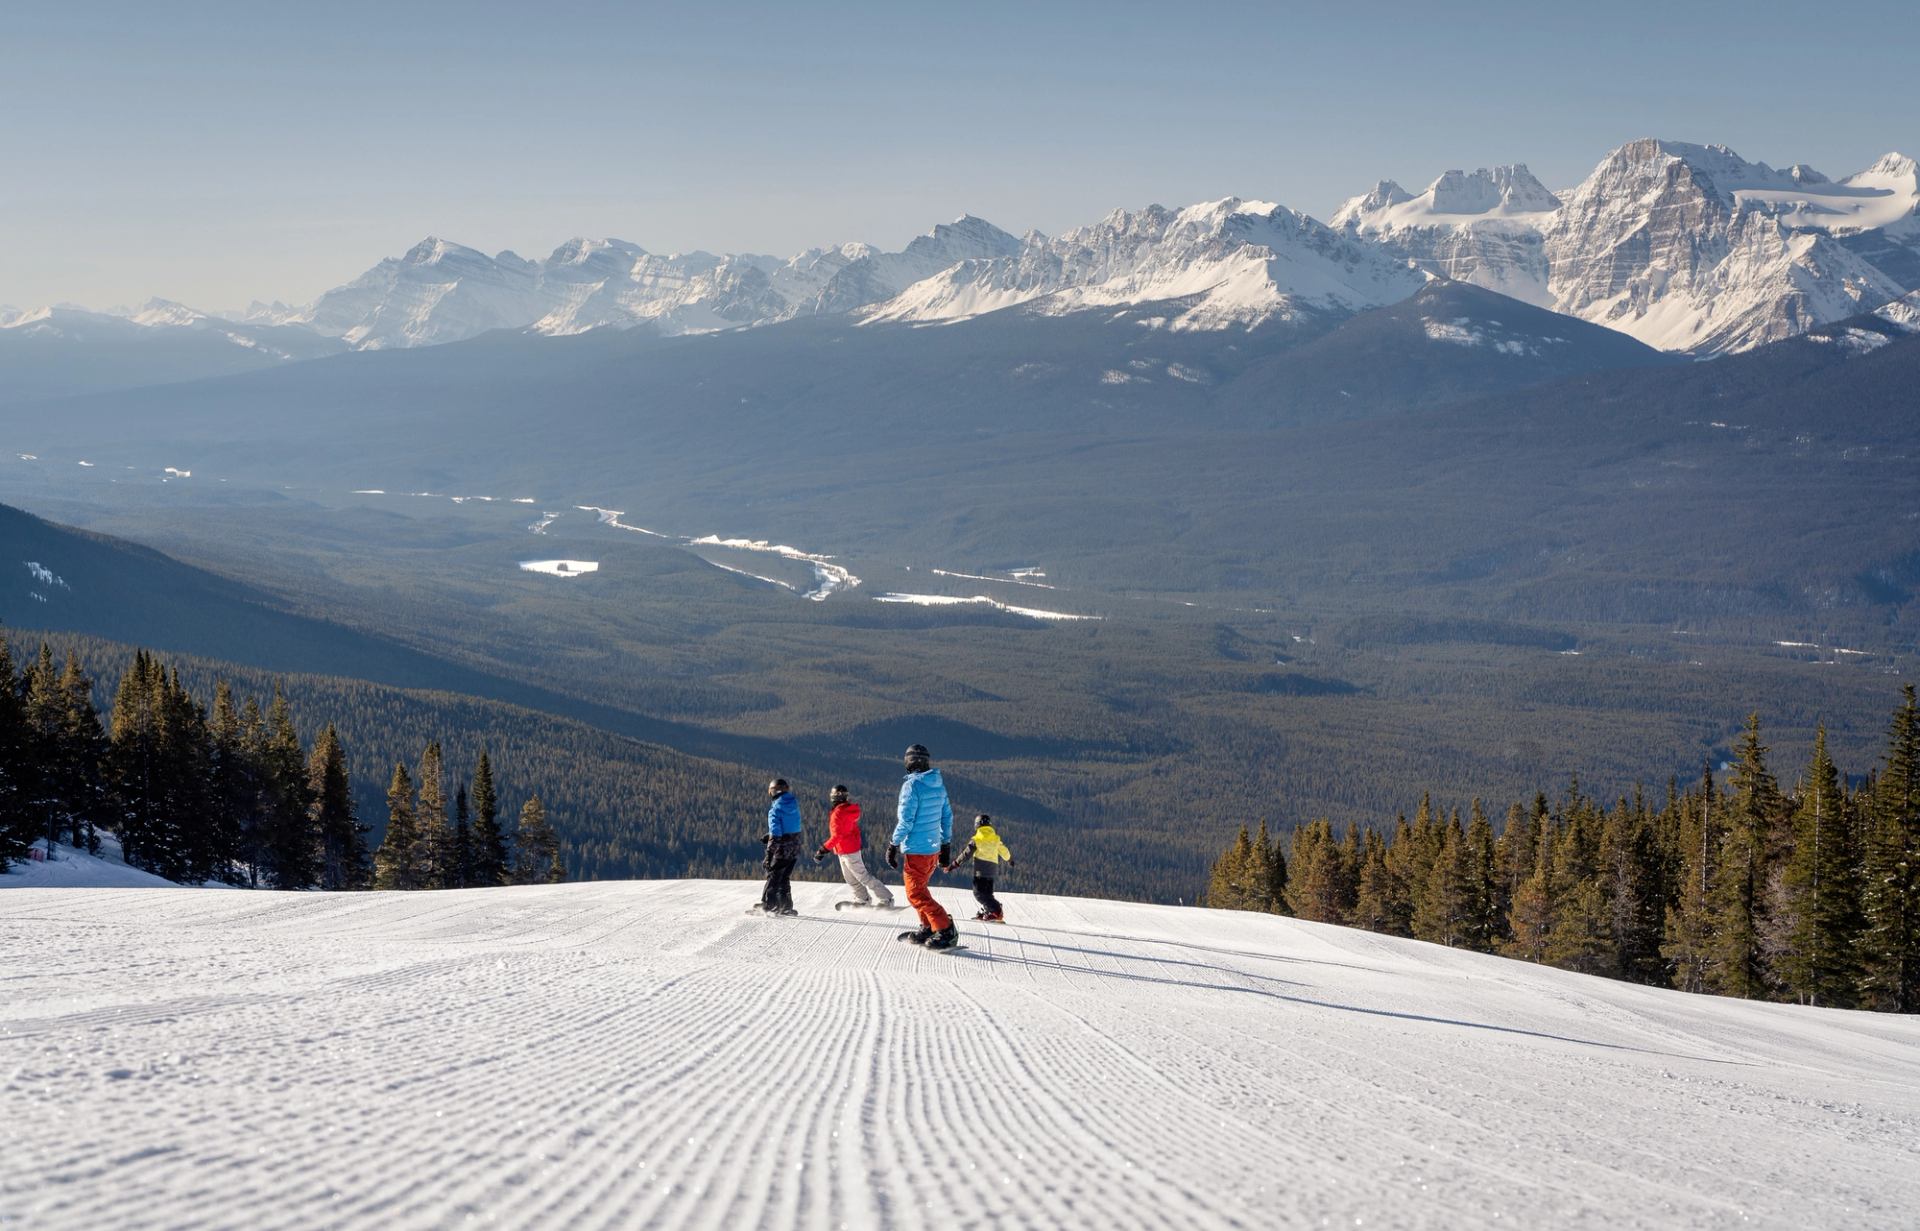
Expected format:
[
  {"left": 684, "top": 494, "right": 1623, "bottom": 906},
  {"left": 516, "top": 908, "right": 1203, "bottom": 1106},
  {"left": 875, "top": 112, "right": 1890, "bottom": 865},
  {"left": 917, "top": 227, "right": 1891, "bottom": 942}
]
[
  {"left": 745, "top": 906, "right": 799, "bottom": 917},
  {"left": 835, "top": 900, "right": 906, "bottom": 912}
]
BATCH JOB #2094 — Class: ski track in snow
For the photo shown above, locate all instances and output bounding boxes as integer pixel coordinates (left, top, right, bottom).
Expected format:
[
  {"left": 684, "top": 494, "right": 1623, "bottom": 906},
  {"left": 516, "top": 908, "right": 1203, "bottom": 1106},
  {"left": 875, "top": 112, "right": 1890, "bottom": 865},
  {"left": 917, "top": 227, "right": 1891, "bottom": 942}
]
[{"left": 3, "top": 882, "right": 1917, "bottom": 1230}]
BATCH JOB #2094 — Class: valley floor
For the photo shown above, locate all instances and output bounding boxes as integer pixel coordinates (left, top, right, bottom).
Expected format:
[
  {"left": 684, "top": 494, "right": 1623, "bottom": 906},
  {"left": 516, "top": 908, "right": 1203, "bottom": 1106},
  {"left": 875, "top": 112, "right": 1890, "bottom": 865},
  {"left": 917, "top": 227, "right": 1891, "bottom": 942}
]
[{"left": 2, "top": 879, "right": 1917, "bottom": 1229}]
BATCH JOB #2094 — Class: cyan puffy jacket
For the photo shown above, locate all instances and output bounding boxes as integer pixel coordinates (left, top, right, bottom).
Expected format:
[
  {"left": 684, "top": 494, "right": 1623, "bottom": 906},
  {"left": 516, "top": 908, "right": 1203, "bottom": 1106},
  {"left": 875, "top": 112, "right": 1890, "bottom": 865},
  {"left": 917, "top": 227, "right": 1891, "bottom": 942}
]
[
  {"left": 767, "top": 791, "right": 803, "bottom": 838},
  {"left": 891, "top": 769, "right": 953, "bottom": 855}
]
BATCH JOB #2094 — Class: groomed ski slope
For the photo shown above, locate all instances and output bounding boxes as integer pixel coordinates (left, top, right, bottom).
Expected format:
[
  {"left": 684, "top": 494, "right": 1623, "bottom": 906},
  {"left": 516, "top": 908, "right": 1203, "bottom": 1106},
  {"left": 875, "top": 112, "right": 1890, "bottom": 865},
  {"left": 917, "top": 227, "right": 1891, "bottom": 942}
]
[{"left": 3, "top": 879, "right": 1918, "bottom": 1230}]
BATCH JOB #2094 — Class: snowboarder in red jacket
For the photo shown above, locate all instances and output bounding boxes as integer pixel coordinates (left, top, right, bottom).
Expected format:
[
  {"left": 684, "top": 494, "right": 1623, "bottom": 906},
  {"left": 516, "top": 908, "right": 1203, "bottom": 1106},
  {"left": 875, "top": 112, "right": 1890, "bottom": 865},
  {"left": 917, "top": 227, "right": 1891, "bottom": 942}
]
[{"left": 812, "top": 785, "right": 894, "bottom": 908}]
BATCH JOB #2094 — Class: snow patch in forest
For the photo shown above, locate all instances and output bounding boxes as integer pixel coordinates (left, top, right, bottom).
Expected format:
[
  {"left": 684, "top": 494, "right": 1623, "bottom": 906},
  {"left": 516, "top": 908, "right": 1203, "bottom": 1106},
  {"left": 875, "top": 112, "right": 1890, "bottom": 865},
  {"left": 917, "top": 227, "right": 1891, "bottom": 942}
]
[
  {"left": 528, "top": 511, "right": 561, "bottom": 535},
  {"left": 690, "top": 535, "right": 860, "bottom": 600},
  {"left": 76, "top": 460, "right": 95, "bottom": 467},
  {"left": 873, "top": 592, "right": 1100, "bottom": 620},
  {"left": 931, "top": 567, "right": 1057, "bottom": 590},
  {"left": 352, "top": 489, "right": 386, "bottom": 495},
  {"left": 25, "top": 561, "right": 69, "bottom": 591},
  {"left": 577, "top": 506, "right": 672, "bottom": 538},
  {"left": 164, "top": 467, "right": 191, "bottom": 479},
  {"left": 518, "top": 560, "right": 600, "bottom": 578}
]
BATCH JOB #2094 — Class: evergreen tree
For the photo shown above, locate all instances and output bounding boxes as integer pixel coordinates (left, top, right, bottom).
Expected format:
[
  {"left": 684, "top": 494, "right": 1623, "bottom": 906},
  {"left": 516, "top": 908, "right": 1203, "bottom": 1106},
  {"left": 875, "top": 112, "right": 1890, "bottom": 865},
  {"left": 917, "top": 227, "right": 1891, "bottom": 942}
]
[
  {"left": 513, "top": 795, "right": 562, "bottom": 885},
  {"left": 1663, "top": 767, "right": 1719, "bottom": 993},
  {"left": 1413, "top": 812, "right": 1469, "bottom": 946},
  {"left": 1349, "top": 829, "right": 1403, "bottom": 933},
  {"left": 206, "top": 682, "right": 253, "bottom": 886},
  {"left": 1863, "top": 686, "right": 1920, "bottom": 1012},
  {"left": 1602, "top": 797, "right": 1667, "bottom": 985},
  {"left": 308, "top": 725, "right": 369, "bottom": 891},
  {"left": 259, "top": 684, "right": 315, "bottom": 889},
  {"left": 469, "top": 750, "right": 506, "bottom": 888},
  {"left": 1546, "top": 808, "right": 1614, "bottom": 975},
  {"left": 1777, "top": 728, "right": 1864, "bottom": 1006},
  {"left": 415, "top": 740, "right": 451, "bottom": 888},
  {"left": 0, "top": 634, "right": 33, "bottom": 864},
  {"left": 1462, "top": 800, "right": 1502, "bottom": 953},
  {"left": 451, "top": 784, "right": 473, "bottom": 891},
  {"left": 1207, "top": 825, "right": 1256, "bottom": 910},
  {"left": 1709, "top": 715, "right": 1783, "bottom": 999},
  {"left": 1283, "top": 819, "right": 1353, "bottom": 923},
  {"left": 1502, "top": 823, "right": 1554, "bottom": 964},
  {"left": 374, "top": 763, "right": 422, "bottom": 890},
  {"left": 1260, "top": 820, "right": 1289, "bottom": 914}
]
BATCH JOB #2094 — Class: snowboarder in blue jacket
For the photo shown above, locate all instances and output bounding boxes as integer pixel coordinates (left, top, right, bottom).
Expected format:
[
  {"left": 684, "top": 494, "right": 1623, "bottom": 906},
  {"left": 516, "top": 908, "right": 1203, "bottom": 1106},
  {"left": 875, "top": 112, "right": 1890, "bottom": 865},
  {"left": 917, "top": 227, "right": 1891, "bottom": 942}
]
[{"left": 756, "top": 778, "right": 804, "bottom": 915}]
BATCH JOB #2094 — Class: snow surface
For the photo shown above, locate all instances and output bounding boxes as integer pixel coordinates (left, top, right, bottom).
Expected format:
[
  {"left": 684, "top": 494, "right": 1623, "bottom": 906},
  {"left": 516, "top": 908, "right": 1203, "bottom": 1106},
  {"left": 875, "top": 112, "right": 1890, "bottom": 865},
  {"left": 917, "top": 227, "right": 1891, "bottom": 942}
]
[
  {"left": 0, "top": 837, "right": 185, "bottom": 889},
  {"left": 874, "top": 592, "right": 1100, "bottom": 621},
  {"left": 518, "top": 559, "right": 600, "bottom": 578},
  {"left": 1, "top": 879, "right": 1916, "bottom": 1229}
]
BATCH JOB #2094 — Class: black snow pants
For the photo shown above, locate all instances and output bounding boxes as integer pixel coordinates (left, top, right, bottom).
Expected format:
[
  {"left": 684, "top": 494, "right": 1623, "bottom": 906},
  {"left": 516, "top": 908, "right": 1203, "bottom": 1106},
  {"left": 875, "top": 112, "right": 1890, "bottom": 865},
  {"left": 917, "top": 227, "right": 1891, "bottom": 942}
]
[
  {"left": 762, "top": 833, "right": 801, "bottom": 910},
  {"left": 972, "top": 872, "right": 1002, "bottom": 915}
]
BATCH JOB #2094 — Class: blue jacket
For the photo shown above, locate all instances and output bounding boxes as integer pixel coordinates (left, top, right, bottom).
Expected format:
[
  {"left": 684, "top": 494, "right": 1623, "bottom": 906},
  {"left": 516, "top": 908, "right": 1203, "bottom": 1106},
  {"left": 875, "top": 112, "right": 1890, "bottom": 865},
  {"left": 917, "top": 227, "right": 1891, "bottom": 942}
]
[
  {"left": 892, "top": 769, "right": 953, "bottom": 855},
  {"left": 767, "top": 792, "right": 803, "bottom": 838}
]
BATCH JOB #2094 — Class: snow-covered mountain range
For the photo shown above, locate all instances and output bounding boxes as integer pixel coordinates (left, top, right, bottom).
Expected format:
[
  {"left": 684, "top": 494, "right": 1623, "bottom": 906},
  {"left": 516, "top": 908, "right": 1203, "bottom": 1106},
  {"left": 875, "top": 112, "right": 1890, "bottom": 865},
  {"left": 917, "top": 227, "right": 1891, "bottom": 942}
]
[
  {"left": 15, "top": 138, "right": 1919, "bottom": 359},
  {"left": 1336, "top": 140, "right": 1920, "bottom": 353}
]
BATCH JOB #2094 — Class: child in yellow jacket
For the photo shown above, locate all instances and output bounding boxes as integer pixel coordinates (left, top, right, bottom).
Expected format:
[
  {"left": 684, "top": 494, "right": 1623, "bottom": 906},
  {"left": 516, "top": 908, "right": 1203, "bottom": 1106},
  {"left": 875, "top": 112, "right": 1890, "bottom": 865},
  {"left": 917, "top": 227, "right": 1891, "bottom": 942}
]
[{"left": 958, "top": 814, "right": 1014, "bottom": 922}]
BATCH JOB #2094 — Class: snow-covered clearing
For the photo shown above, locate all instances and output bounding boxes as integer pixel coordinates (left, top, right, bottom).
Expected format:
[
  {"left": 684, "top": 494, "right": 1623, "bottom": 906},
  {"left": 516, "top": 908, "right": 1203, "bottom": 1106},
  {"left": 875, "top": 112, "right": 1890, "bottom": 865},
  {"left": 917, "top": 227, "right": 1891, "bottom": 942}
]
[
  {"left": 689, "top": 536, "right": 860, "bottom": 601},
  {"left": 1, "top": 879, "right": 1916, "bottom": 1229},
  {"left": 518, "top": 559, "right": 600, "bottom": 578},
  {"left": 930, "top": 567, "right": 1057, "bottom": 590},
  {"left": 874, "top": 592, "right": 1100, "bottom": 621}
]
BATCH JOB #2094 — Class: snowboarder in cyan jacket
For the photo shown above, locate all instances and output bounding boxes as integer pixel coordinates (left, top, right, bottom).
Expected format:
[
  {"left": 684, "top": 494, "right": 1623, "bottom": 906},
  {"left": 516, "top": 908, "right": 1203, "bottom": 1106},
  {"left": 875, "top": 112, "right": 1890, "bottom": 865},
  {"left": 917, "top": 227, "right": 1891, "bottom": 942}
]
[
  {"left": 813, "top": 785, "right": 894, "bottom": 908},
  {"left": 889, "top": 744, "right": 957, "bottom": 948},
  {"left": 756, "top": 778, "right": 804, "bottom": 915}
]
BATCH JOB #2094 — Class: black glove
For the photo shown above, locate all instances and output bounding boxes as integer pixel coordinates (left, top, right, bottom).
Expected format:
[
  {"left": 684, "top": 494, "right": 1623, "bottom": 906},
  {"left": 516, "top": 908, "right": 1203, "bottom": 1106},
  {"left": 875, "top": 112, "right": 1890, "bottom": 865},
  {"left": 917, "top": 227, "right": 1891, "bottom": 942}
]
[
  {"left": 759, "top": 833, "right": 770, "bottom": 845},
  {"left": 938, "top": 843, "right": 952, "bottom": 870},
  {"left": 885, "top": 843, "right": 901, "bottom": 869},
  {"left": 812, "top": 847, "right": 828, "bottom": 864}
]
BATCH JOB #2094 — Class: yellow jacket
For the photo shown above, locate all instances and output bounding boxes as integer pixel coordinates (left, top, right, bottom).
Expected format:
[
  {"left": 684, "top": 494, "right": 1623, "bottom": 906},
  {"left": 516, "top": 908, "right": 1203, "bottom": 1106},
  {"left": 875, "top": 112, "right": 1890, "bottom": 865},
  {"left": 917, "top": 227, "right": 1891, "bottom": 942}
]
[{"left": 964, "top": 825, "right": 1014, "bottom": 870}]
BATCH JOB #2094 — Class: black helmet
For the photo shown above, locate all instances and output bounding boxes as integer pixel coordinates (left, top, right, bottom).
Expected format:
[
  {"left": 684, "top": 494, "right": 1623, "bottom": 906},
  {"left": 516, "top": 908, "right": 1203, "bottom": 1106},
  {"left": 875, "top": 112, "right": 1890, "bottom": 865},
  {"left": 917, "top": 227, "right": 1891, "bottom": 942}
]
[
  {"left": 904, "top": 744, "right": 931, "bottom": 771},
  {"left": 768, "top": 778, "right": 788, "bottom": 796},
  {"left": 974, "top": 814, "right": 991, "bottom": 827},
  {"left": 830, "top": 784, "right": 850, "bottom": 803}
]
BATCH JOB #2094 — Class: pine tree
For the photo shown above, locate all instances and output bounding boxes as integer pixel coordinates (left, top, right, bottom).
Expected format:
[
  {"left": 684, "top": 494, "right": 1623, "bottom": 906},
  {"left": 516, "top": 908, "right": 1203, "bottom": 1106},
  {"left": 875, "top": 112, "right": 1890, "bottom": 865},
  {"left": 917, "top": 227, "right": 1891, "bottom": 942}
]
[
  {"left": 1259, "top": 820, "right": 1289, "bottom": 913},
  {"left": 1863, "top": 686, "right": 1920, "bottom": 1012},
  {"left": 1776, "top": 728, "right": 1864, "bottom": 1006},
  {"left": 308, "top": 725, "right": 368, "bottom": 891},
  {"left": 1349, "top": 829, "right": 1403, "bottom": 932},
  {"left": 1207, "top": 825, "right": 1256, "bottom": 910},
  {"left": 206, "top": 682, "right": 252, "bottom": 886},
  {"left": 1663, "top": 766, "right": 1719, "bottom": 993},
  {"left": 259, "top": 684, "right": 315, "bottom": 889},
  {"left": 469, "top": 750, "right": 506, "bottom": 888},
  {"left": 415, "top": 740, "right": 451, "bottom": 888},
  {"left": 1709, "top": 715, "right": 1783, "bottom": 999},
  {"left": 451, "top": 784, "right": 473, "bottom": 891},
  {"left": 1503, "top": 823, "right": 1554, "bottom": 964},
  {"left": 1413, "top": 812, "right": 1469, "bottom": 946},
  {"left": 513, "top": 795, "right": 562, "bottom": 885},
  {"left": 374, "top": 763, "right": 422, "bottom": 890},
  {"left": 1546, "top": 808, "right": 1613, "bottom": 975},
  {"left": 1462, "top": 800, "right": 1501, "bottom": 953},
  {"left": 1284, "top": 819, "right": 1353, "bottom": 923},
  {"left": 0, "top": 634, "right": 33, "bottom": 865}
]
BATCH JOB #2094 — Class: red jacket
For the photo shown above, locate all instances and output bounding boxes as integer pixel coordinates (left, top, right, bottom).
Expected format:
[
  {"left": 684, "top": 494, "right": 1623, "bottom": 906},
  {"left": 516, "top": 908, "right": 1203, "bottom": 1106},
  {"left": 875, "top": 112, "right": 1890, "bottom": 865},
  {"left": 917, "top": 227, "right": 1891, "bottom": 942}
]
[{"left": 824, "top": 802, "right": 864, "bottom": 854}]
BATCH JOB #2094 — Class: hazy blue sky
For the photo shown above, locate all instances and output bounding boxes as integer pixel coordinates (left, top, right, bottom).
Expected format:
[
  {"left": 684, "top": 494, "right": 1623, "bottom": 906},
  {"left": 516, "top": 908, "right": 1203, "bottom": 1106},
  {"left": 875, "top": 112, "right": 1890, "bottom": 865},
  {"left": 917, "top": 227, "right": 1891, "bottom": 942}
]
[{"left": 5, "top": 0, "right": 1916, "bottom": 311}]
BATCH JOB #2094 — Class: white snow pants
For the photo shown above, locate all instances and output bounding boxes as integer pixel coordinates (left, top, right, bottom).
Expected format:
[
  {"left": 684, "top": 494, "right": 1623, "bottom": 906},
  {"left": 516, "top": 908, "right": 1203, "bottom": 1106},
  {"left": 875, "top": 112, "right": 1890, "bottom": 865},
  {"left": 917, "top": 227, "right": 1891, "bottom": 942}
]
[{"left": 838, "top": 852, "right": 894, "bottom": 905}]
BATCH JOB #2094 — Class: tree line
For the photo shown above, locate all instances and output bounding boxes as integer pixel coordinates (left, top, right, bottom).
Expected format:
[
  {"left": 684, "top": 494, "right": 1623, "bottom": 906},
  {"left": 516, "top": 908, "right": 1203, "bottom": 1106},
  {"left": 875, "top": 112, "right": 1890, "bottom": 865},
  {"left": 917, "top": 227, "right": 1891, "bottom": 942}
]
[
  {"left": 0, "top": 637, "right": 563, "bottom": 889},
  {"left": 1207, "top": 687, "right": 1920, "bottom": 1013}
]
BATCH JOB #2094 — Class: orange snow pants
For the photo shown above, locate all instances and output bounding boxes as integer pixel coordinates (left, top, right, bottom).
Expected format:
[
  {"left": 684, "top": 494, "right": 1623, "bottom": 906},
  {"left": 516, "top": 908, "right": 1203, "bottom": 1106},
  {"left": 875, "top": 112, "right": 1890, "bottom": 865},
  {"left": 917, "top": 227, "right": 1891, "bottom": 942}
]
[{"left": 902, "top": 854, "right": 952, "bottom": 931}]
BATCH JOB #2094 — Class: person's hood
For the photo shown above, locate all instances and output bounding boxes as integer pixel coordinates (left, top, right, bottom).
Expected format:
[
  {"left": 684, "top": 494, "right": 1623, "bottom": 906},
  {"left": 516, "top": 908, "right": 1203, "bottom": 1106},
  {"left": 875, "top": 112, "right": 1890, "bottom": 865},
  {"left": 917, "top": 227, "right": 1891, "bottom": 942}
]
[
  {"left": 906, "top": 768, "right": 944, "bottom": 787},
  {"left": 974, "top": 824, "right": 1000, "bottom": 840}
]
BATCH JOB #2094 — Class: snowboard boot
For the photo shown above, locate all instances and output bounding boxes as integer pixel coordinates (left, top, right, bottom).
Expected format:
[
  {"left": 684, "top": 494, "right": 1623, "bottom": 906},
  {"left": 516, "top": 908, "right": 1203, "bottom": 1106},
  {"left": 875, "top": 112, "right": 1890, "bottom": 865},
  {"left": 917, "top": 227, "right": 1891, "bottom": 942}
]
[
  {"left": 897, "top": 925, "right": 934, "bottom": 945},
  {"left": 980, "top": 910, "right": 1004, "bottom": 923},
  {"left": 774, "top": 906, "right": 799, "bottom": 917},
  {"left": 924, "top": 926, "right": 960, "bottom": 951}
]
